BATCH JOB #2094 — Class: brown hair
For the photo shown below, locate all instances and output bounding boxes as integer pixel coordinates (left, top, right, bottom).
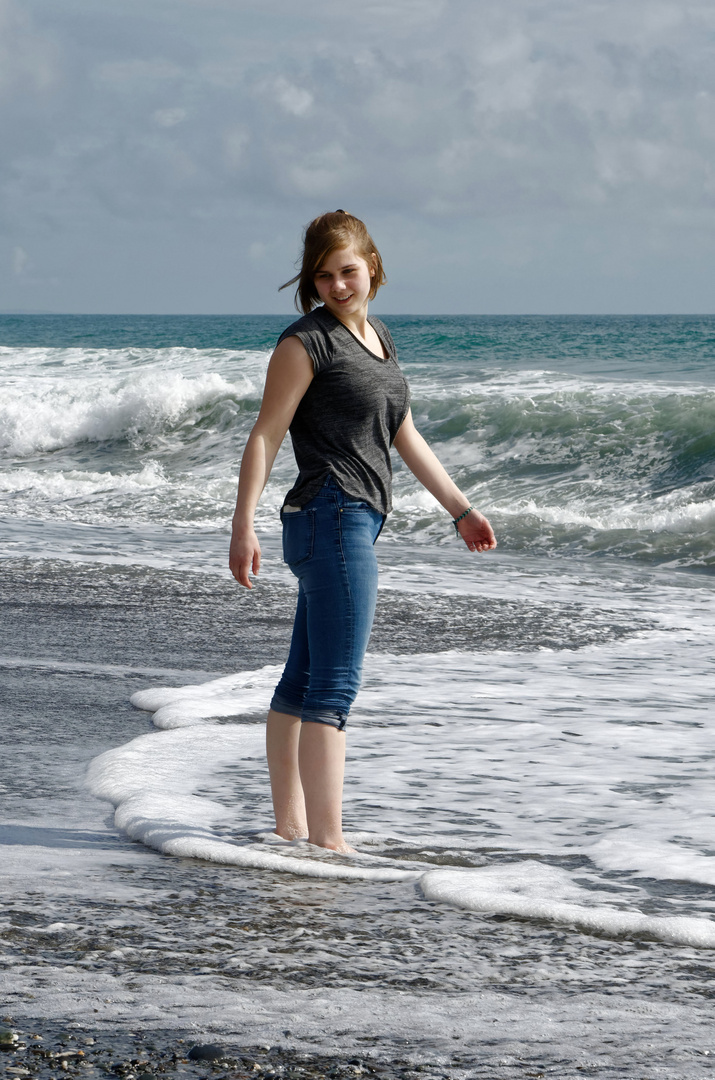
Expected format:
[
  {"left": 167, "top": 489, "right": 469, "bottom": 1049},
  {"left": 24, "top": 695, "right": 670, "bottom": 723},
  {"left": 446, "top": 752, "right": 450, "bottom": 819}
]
[{"left": 280, "top": 210, "right": 387, "bottom": 314}]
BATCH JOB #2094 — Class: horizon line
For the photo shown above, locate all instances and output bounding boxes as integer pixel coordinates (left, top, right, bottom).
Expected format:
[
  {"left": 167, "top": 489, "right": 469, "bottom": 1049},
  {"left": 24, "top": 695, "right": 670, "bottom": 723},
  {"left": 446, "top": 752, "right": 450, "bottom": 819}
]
[{"left": 2, "top": 310, "right": 714, "bottom": 318}]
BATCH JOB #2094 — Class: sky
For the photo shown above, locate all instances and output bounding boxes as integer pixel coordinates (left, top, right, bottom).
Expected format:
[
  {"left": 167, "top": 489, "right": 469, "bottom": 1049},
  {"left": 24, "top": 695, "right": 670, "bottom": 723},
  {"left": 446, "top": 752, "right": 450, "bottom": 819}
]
[{"left": 1, "top": 0, "right": 714, "bottom": 315}]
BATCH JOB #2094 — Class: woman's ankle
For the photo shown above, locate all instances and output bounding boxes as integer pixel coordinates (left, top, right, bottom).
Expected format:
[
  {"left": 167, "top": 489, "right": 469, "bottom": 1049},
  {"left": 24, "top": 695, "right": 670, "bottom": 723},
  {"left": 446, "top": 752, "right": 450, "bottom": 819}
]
[{"left": 274, "top": 820, "right": 308, "bottom": 841}]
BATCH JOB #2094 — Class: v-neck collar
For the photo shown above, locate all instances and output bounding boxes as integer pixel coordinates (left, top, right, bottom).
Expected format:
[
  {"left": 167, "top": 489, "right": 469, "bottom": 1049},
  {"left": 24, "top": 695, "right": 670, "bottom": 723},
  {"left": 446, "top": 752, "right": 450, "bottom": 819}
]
[{"left": 320, "top": 307, "right": 390, "bottom": 361}]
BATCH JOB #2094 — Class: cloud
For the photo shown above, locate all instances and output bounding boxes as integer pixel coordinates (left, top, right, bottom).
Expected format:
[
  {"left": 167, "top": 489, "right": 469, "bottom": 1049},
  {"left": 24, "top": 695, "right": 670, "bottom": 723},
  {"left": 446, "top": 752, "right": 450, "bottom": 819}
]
[
  {"left": 93, "top": 59, "right": 184, "bottom": 90},
  {"left": 287, "top": 143, "right": 348, "bottom": 198},
  {"left": 12, "top": 245, "right": 30, "bottom": 276},
  {"left": 0, "top": 0, "right": 57, "bottom": 98},
  {"left": 1, "top": 0, "right": 714, "bottom": 311},
  {"left": 270, "top": 77, "right": 313, "bottom": 118},
  {"left": 4, "top": 0, "right": 715, "bottom": 223},
  {"left": 152, "top": 108, "right": 188, "bottom": 129}
]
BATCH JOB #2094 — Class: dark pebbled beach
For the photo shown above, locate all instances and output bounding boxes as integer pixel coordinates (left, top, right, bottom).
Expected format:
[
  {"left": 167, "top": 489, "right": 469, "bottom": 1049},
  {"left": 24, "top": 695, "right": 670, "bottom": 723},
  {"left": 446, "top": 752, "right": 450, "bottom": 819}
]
[
  {"left": 0, "top": 1019, "right": 469, "bottom": 1080},
  {"left": 0, "top": 557, "right": 655, "bottom": 676}
]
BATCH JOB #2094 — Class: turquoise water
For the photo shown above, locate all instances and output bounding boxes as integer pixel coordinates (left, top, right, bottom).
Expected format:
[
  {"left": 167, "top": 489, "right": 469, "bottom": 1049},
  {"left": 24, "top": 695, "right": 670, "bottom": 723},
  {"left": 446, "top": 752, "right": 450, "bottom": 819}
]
[{"left": 2, "top": 312, "right": 714, "bottom": 376}]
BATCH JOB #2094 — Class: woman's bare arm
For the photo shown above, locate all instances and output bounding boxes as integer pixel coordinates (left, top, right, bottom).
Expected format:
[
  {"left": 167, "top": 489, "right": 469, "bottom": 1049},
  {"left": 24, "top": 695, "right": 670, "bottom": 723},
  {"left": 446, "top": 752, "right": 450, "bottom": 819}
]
[
  {"left": 393, "top": 409, "right": 496, "bottom": 553},
  {"left": 229, "top": 336, "right": 314, "bottom": 587}
]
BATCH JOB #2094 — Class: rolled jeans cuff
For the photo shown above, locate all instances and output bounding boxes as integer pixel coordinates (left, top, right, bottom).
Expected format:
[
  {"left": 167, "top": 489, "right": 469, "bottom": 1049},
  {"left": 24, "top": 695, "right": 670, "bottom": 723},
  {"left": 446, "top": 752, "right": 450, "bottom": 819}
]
[
  {"left": 301, "top": 707, "right": 348, "bottom": 731},
  {"left": 269, "top": 691, "right": 302, "bottom": 719},
  {"left": 269, "top": 691, "right": 347, "bottom": 731}
]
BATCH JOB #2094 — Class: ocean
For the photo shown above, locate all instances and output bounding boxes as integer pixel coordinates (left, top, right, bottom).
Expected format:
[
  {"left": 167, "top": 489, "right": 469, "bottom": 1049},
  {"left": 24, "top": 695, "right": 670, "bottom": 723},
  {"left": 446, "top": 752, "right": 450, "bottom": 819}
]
[{"left": 1, "top": 313, "right": 714, "bottom": 1077}]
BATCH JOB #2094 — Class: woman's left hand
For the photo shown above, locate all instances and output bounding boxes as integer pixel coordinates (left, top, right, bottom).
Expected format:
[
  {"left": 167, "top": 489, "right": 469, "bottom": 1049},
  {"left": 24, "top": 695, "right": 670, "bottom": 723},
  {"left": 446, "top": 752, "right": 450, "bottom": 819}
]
[{"left": 458, "top": 509, "right": 497, "bottom": 553}]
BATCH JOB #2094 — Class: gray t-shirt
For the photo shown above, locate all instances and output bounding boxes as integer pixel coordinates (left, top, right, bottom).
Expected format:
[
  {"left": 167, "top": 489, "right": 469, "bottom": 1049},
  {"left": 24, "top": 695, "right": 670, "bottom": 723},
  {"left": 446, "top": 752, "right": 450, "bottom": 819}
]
[{"left": 278, "top": 306, "right": 411, "bottom": 515}]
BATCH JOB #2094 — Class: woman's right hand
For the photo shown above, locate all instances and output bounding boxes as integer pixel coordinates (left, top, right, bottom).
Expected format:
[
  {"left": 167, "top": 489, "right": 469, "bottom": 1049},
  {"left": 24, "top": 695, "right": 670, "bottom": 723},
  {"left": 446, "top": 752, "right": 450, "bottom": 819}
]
[{"left": 229, "top": 524, "right": 262, "bottom": 588}]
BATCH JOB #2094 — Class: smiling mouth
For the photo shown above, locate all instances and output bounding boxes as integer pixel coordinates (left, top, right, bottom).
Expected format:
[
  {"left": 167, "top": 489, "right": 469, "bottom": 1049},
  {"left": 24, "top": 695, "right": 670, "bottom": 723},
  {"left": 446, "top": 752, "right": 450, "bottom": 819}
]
[{"left": 333, "top": 294, "right": 353, "bottom": 303}]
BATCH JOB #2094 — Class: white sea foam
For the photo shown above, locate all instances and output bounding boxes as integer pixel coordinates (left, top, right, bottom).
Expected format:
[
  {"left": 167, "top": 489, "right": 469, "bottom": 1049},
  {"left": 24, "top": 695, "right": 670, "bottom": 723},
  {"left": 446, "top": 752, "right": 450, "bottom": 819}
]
[
  {"left": 130, "top": 665, "right": 283, "bottom": 728},
  {"left": 420, "top": 864, "right": 715, "bottom": 949},
  {"left": 0, "top": 461, "right": 170, "bottom": 499},
  {"left": 5, "top": 971, "right": 714, "bottom": 1070},
  {"left": 407, "top": 366, "right": 714, "bottom": 402},
  {"left": 0, "top": 343, "right": 270, "bottom": 376},
  {"left": 0, "top": 463, "right": 288, "bottom": 532},
  {"left": 86, "top": 622, "right": 715, "bottom": 947},
  {"left": 495, "top": 492, "right": 715, "bottom": 536}
]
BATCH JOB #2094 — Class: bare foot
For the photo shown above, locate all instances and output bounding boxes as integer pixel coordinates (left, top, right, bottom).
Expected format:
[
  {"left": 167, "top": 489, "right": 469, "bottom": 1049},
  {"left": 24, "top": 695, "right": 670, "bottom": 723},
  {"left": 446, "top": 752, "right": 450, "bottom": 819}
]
[{"left": 308, "top": 839, "right": 357, "bottom": 854}]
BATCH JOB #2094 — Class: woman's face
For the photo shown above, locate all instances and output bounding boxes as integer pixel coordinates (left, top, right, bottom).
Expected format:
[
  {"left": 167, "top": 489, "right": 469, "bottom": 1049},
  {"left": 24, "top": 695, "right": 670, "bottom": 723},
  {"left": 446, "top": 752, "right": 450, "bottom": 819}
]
[{"left": 313, "top": 245, "right": 375, "bottom": 320}]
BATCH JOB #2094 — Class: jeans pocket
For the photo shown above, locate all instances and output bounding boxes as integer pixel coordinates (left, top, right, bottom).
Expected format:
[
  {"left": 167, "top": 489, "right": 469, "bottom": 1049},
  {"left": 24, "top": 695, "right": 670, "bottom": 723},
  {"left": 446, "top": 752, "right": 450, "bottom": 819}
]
[{"left": 282, "top": 509, "right": 316, "bottom": 568}]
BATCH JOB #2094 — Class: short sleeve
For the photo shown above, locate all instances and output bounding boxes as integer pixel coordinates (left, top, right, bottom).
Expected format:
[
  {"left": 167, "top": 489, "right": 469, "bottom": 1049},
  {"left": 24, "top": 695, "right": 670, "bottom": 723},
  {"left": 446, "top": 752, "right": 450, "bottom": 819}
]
[{"left": 276, "top": 312, "right": 334, "bottom": 375}]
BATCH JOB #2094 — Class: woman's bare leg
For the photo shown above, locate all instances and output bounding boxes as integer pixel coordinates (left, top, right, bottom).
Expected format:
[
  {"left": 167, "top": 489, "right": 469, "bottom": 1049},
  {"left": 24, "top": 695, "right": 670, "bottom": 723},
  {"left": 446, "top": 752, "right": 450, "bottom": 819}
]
[
  {"left": 299, "top": 722, "right": 355, "bottom": 853},
  {"left": 266, "top": 709, "right": 308, "bottom": 840}
]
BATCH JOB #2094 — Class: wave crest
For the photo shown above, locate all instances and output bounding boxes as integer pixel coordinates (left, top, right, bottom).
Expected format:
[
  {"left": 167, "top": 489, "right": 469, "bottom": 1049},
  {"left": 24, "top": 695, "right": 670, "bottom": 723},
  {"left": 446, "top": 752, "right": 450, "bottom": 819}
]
[{"left": 0, "top": 370, "right": 257, "bottom": 457}]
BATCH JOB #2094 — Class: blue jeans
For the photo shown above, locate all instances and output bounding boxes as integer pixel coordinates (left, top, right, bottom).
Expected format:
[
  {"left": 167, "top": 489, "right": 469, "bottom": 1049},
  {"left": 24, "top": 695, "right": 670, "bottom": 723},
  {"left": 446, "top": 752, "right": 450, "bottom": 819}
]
[{"left": 270, "top": 476, "right": 384, "bottom": 730}]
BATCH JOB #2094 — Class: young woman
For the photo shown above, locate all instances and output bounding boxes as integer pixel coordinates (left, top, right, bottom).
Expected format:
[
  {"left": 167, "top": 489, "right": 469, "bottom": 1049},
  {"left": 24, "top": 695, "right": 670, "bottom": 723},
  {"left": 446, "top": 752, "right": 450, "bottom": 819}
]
[{"left": 229, "top": 211, "right": 496, "bottom": 854}]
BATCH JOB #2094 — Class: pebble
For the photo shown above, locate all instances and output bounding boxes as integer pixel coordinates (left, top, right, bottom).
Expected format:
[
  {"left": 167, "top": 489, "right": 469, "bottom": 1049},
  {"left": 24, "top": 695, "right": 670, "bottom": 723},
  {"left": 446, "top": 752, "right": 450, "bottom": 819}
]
[
  {"left": 187, "top": 1044, "right": 228, "bottom": 1062},
  {"left": 0, "top": 1019, "right": 447, "bottom": 1080}
]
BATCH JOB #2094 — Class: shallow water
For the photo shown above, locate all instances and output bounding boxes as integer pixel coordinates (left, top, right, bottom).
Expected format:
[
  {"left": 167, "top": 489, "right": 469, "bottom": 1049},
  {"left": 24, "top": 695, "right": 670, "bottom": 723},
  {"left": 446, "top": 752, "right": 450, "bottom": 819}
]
[{"left": 2, "top": 552, "right": 715, "bottom": 1074}]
